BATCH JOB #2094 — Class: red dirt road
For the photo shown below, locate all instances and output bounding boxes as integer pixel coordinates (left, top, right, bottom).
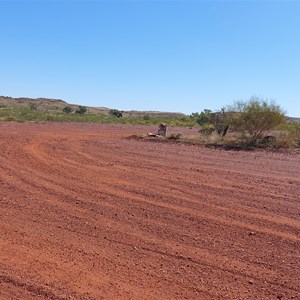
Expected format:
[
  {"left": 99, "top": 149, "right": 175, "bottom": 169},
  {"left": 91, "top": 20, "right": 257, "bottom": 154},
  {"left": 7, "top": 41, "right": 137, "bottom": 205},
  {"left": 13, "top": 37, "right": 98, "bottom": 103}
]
[{"left": 0, "top": 123, "right": 299, "bottom": 300}]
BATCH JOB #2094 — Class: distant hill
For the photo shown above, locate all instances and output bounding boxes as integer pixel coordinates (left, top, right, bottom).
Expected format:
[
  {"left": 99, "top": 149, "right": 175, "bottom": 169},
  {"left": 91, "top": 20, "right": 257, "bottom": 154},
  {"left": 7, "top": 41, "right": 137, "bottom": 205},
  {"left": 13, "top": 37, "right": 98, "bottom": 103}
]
[
  {"left": 0, "top": 96, "right": 67, "bottom": 106},
  {"left": 1, "top": 96, "right": 299, "bottom": 122},
  {"left": 123, "top": 110, "right": 185, "bottom": 118},
  {"left": 0, "top": 96, "right": 186, "bottom": 118},
  {"left": 287, "top": 117, "right": 300, "bottom": 124},
  {"left": 0, "top": 96, "right": 107, "bottom": 114}
]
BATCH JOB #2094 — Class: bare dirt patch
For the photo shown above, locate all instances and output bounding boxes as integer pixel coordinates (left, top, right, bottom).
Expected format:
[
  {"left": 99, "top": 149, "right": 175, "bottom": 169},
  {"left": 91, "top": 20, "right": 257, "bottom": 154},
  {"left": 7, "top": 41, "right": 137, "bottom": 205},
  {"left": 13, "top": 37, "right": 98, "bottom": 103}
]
[{"left": 0, "top": 123, "right": 299, "bottom": 299}]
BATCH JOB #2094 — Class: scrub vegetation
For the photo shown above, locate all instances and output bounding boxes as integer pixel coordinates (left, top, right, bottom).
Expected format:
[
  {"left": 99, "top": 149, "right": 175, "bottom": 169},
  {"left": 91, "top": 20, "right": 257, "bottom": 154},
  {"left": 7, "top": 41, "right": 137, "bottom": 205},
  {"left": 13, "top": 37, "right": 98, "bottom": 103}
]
[
  {"left": 0, "top": 95, "right": 299, "bottom": 149},
  {"left": 0, "top": 96, "right": 195, "bottom": 127},
  {"left": 191, "top": 97, "right": 299, "bottom": 150}
]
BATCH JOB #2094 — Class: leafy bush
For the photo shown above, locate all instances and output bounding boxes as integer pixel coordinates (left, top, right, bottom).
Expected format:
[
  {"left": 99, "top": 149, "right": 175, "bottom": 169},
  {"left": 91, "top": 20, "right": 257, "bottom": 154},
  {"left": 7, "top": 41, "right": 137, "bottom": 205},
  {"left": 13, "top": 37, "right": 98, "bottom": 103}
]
[
  {"left": 199, "top": 123, "right": 215, "bottom": 137},
  {"left": 75, "top": 106, "right": 87, "bottom": 115},
  {"left": 227, "top": 97, "right": 285, "bottom": 145},
  {"left": 109, "top": 109, "right": 123, "bottom": 118},
  {"left": 191, "top": 109, "right": 212, "bottom": 125},
  {"left": 279, "top": 123, "right": 300, "bottom": 147},
  {"left": 5, "top": 116, "right": 16, "bottom": 122},
  {"left": 46, "top": 114, "right": 56, "bottom": 121},
  {"left": 63, "top": 106, "right": 73, "bottom": 114},
  {"left": 192, "top": 108, "right": 229, "bottom": 138},
  {"left": 271, "top": 132, "right": 295, "bottom": 149}
]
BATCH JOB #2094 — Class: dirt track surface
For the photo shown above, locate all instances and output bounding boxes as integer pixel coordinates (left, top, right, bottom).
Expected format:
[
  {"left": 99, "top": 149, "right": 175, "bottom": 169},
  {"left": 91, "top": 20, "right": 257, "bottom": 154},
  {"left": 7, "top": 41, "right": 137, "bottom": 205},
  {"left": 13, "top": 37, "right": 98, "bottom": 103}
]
[{"left": 0, "top": 123, "right": 299, "bottom": 300}]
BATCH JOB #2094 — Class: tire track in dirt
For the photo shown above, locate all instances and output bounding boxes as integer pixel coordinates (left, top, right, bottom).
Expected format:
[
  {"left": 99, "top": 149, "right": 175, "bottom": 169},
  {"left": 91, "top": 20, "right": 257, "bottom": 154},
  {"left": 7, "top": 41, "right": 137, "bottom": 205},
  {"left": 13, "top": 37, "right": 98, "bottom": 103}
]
[
  {"left": 1, "top": 123, "right": 299, "bottom": 299},
  {"left": 20, "top": 138, "right": 300, "bottom": 235}
]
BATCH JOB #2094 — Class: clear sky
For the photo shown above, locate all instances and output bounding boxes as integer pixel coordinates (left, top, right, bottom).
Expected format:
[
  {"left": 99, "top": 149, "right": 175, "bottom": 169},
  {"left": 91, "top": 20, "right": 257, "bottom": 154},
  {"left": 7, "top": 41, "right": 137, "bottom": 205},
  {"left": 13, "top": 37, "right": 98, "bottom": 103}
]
[{"left": 1, "top": 0, "right": 299, "bottom": 116}]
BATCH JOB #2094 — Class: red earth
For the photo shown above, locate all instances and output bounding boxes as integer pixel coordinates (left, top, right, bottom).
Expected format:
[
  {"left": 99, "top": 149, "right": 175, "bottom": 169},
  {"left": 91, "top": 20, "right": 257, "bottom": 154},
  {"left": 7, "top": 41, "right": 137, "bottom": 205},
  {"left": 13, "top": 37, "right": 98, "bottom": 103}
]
[{"left": 0, "top": 122, "right": 299, "bottom": 300}]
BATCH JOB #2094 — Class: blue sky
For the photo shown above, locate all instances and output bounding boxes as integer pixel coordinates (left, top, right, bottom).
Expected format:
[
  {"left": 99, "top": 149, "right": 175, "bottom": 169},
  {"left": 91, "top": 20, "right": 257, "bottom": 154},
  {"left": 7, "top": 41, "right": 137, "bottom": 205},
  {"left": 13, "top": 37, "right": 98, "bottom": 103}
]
[{"left": 1, "top": 1, "right": 299, "bottom": 116}]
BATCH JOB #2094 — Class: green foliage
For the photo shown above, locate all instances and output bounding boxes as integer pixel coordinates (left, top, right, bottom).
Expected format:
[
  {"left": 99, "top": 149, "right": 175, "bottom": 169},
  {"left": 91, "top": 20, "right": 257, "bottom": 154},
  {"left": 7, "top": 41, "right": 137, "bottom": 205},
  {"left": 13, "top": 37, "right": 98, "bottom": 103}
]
[
  {"left": 63, "top": 105, "right": 73, "bottom": 114},
  {"left": 75, "top": 106, "right": 87, "bottom": 115},
  {"left": 109, "top": 109, "right": 123, "bottom": 118},
  {"left": 199, "top": 123, "right": 215, "bottom": 137},
  {"left": 5, "top": 116, "right": 16, "bottom": 122},
  {"left": 279, "top": 123, "right": 300, "bottom": 147},
  {"left": 210, "top": 108, "right": 229, "bottom": 137},
  {"left": 46, "top": 114, "right": 56, "bottom": 121},
  {"left": 29, "top": 103, "right": 38, "bottom": 111},
  {"left": 1, "top": 97, "right": 298, "bottom": 150},
  {"left": 191, "top": 109, "right": 212, "bottom": 126},
  {"left": 192, "top": 108, "right": 229, "bottom": 138},
  {"left": 228, "top": 97, "right": 286, "bottom": 145},
  {"left": 0, "top": 104, "right": 197, "bottom": 127}
]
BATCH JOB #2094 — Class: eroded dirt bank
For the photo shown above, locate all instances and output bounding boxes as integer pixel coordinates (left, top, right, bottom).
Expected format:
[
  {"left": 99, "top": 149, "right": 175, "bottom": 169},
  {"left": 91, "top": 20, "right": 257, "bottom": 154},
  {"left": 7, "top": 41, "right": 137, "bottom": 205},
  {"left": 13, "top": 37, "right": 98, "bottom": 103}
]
[{"left": 0, "top": 123, "right": 299, "bottom": 300}]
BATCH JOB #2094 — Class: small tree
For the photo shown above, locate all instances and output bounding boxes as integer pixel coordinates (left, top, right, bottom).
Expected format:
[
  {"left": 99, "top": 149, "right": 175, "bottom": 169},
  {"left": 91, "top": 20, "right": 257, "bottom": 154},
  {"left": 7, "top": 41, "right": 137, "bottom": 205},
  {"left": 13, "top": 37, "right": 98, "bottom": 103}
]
[
  {"left": 210, "top": 107, "right": 229, "bottom": 138},
  {"left": 228, "top": 97, "right": 285, "bottom": 144},
  {"left": 63, "top": 105, "right": 73, "bottom": 114},
  {"left": 109, "top": 109, "right": 123, "bottom": 118},
  {"left": 76, "top": 106, "right": 87, "bottom": 115},
  {"left": 191, "top": 109, "right": 212, "bottom": 126},
  {"left": 192, "top": 108, "right": 229, "bottom": 138}
]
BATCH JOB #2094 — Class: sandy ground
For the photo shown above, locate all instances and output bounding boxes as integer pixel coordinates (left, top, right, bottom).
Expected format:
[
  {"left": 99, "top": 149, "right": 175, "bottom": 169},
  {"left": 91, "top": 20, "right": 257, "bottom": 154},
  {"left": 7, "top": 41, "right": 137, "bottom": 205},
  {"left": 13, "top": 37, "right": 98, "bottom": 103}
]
[{"left": 0, "top": 122, "right": 299, "bottom": 300}]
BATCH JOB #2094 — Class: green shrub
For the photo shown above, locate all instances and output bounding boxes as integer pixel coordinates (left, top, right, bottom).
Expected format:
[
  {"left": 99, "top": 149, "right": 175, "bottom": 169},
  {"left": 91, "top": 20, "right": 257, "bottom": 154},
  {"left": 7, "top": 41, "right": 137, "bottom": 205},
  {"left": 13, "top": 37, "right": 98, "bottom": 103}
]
[
  {"left": 109, "top": 109, "right": 123, "bottom": 118},
  {"left": 46, "top": 114, "right": 56, "bottom": 121},
  {"left": 5, "top": 116, "right": 16, "bottom": 122},
  {"left": 192, "top": 108, "right": 229, "bottom": 138},
  {"left": 227, "top": 97, "right": 285, "bottom": 145},
  {"left": 75, "top": 106, "right": 87, "bottom": 115},
  {"left": 279, "top": 123, "right": 300, "bottom": 147},
  {"left": 63, "top": 105, "right": 73, "bottom": 114},
  {"left": 199, "top": 124, "right": 215, "bottom": 137},
  {"left": 272, "top": 132, "right": 295, "bottom": 149}
]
